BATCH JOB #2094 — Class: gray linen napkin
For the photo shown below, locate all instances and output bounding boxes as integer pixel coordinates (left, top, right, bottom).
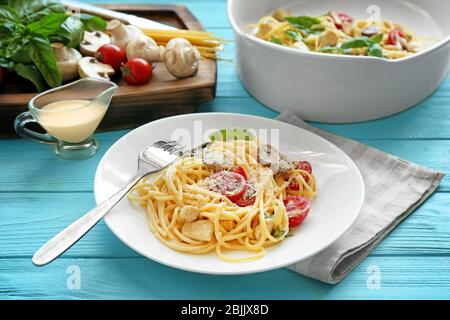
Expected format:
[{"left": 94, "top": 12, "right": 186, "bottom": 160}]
[{"left": 277, "top": 112, "right": 444, "bottom": 284}]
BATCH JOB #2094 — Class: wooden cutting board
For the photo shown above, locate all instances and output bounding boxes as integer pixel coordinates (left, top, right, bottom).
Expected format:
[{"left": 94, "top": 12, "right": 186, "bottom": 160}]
[{"left": 0, "top": 4, "right": 217, "bottom": 136}]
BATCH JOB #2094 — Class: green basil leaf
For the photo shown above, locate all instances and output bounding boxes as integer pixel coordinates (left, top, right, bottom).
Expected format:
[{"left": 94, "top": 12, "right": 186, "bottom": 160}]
[
  {"left": 271, "top": 36, "right": 283, "bottom": 45},
  {"left": 341, "top": 36, "right": 372, "bottom": 49},
  {"left": 0, "top": 20, "right": 23, "bottom": 40},
  {"left": 11, "top": 0, "right": 66, "bottom": 24},
  {"left": 284, "top": 30, "right": 301, "bottom": 41},
  {"left": 367, "top": 43, "right": 383, "bottom": 57},
  {"left": 319, "top": 45, "right": 342, "bottom": 54},
  {"left": 49, "top": 15, "right": 84, "bottom": 48},
  {"left": 371, "top": 33, "right": 383, "bottom": 44},
  {"left": 10, "top": 44, "right": 33, "bottom": 64},
  {"left": 79, "top": 13, "right": 107, "bottom": 31},
  {"left": 15, "top": 62, "right": 46, "bottom": 91},
  {"left": 0, "top": 4, "right": 19, "bottom": 22},
  {"left": 4, "top": 35, "right": 27, "bottom": 58},
  {"left": 209, "top": 129, "right": 255, "bottom": 142},
  {"left": 0, "top": 57, "right": 14, "bottom": 68},
  {"left": 310, "top": 23, "right": 324, "bottom": 31},
  {"left": 27, "top": 13, "right": 68, "bottom": 36},
  {"left": 285, "top": 16, "right": 321, "bottom": 29},
  {"left": 27, "top": 35, "right": 61, "bottom": 87}
]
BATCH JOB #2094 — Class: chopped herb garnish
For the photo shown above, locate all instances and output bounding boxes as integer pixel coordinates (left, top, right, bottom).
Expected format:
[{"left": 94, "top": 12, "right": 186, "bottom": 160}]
[{"left": 273, "top": 229, "right": 287, "bottom": 239}]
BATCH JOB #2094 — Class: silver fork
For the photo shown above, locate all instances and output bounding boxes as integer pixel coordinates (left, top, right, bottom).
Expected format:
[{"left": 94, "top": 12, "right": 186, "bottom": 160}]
[{"left": 32, "top": 140, "right": 188, "bottom": 266}]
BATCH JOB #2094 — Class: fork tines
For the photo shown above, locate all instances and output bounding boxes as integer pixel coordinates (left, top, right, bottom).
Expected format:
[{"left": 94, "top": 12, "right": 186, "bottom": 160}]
[{"left": 153, "top": 140, "right": 185, "bottom": 155}]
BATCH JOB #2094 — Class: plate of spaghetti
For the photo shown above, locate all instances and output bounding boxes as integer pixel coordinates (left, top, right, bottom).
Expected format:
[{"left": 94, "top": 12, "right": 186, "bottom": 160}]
[{"left": 94, "top": 113, "right": 364, "bottom": 274}]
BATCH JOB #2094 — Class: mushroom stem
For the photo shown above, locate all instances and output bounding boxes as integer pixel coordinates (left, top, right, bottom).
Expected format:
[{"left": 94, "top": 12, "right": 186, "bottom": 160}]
[{"left": 52, "top": 43, "right": 69, "bottom": 61}]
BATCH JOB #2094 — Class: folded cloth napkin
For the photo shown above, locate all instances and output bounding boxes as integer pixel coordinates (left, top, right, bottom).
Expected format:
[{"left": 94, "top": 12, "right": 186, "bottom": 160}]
[{"left": 277, "top": 112, "right": 444, "bottom": 284}]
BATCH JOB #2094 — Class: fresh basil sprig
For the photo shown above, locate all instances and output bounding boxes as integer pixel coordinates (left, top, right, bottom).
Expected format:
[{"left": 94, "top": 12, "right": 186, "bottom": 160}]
[
  {"left": 285, "top": 16, "right": 323, "bottom": 36},
  {"left": 341, "top": 36, "right": 384, "bottom": 58},
  {"left": 0, "top": 0, "right": 107, "bottom": 91}
]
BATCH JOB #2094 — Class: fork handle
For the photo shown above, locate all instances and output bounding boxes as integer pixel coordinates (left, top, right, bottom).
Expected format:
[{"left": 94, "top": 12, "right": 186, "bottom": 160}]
[{"left": 32, "top": 173, "right": 146, "bottom": 266}]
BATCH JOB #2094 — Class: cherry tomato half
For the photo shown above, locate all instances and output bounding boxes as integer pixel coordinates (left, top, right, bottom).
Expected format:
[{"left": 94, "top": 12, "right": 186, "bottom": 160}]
[
  {"left": 235, "top": 197, "right": 256, "bottom": 207},
  {"left": 331, "top": 11, "right": 353, "bottom": 29},
  {"left": 387, "top": 30, "right": 399, "bottom": 46},
  {"left": 96, "top": 44, "right": 126, "bottom": 71},
  {"left": 208, "top": 171, "right": 246, "bottom": 203},
  {"left": 288, "top": 161, "right": 313, "bottom": 190},
  {"left": 121, "top": 58, "right": 153, "bottom": 86},
  {"left": 283, "top": 196, "right": 311, "bottom": 227},
  {"left": 232, "top": 166, "right": 247, "bottom": 180}
]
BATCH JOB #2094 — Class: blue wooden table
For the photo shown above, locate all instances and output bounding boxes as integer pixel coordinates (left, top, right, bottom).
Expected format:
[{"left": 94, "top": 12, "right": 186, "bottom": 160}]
[{"left": 1, "top": 0, "right": 450, "bottom": 300}]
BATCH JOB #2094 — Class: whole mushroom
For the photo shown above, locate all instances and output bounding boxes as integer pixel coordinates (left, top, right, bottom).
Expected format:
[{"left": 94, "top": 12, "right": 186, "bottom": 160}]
[
  {"left": 79, "top": 31, "right": 110, "bottom": 56},
  {"left": 52, "top": 43, "right": 82, "bottom": 81},
  {"left": 164, "top": 38, "right": 201, "bottom": 79},
  {"left": 126, "top": 35, "right": 165, "bottom": 63},
  {"left": 107, "top": 19, "right": 144, "bottom": 51}
]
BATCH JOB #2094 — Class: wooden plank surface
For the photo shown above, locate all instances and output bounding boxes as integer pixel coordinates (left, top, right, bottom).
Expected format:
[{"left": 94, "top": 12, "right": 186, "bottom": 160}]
[{"left": 0, "top": 0, "right": 449, "bottom": 300}]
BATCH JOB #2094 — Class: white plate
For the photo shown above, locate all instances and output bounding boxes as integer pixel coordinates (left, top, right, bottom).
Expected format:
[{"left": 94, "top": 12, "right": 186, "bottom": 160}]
[{"left": 94, "top": 113, "right": 365, "bottom": 275}]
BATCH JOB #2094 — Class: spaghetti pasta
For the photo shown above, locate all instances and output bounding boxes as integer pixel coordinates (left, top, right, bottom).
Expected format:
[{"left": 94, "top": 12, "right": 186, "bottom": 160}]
[{"left": 128, "top": 130, "right": 317, "bottom": 262}]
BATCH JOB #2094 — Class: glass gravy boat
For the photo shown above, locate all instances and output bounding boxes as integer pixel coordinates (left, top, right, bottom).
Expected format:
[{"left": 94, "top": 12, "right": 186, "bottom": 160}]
[{"left": 14, "top": 78, "right": 117, "bottom": 160}]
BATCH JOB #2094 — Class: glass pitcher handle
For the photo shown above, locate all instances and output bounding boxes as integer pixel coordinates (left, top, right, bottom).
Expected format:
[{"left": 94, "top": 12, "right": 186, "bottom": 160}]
[{"left": 14, "top": 111, "right": 57, "bottom": 144}]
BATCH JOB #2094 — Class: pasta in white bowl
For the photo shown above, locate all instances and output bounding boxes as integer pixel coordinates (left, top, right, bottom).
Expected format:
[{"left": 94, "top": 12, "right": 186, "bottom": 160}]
[{"left": 228, "top": 0, "right": 450, "bottom": 123}]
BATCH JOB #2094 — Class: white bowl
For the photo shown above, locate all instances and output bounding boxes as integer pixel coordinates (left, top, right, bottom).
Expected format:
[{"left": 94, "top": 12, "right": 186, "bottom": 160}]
[{"left": 228, "top": 0, "right": 450, "bottom": 123}]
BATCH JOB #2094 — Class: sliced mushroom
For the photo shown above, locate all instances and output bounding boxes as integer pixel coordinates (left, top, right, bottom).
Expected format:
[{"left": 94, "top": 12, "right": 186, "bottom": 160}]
[
  {"left": 164, "top": 38, "right": 201, "bottom": 78},
  {"left": 361, "top": 25, "right": 380, "bottom": 37},
  {"left": 78, "top": 57, "right": 115, "bottom": 80},
  {"left": 52, "top": 43, "right": 82, "bottom": 81},
  {"left": 126, "top": 35, "right": 165, "bottom": 63},
  {"left": 181, "top": 220, "right": 214, "bottom": 242},
  {"left": 107, "top": 19, "right": 144, "bottom": 51},
  {"left": 79, "top": 31, "right": 110, "bottom": 56},
  {"left": 258, "top": 143, "right": 296, "bottom": 173}
]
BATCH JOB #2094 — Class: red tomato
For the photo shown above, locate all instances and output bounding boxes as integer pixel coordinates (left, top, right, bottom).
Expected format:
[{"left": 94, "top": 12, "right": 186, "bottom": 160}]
[
  {"left": 288, "top": 180, "right": 300, "bottom": 191},
  {"left": 232, "top": 166, "right": 247, "bottom": 180},
  {"left": 295, "top": 160, "right": 312, "bottom": 174},
  {"left": 331, "top": 11, "right": 353, "bottom": 29},
  {"left": 288, "top": 161, "right": 313, "bottom": 190},
  {"left": 387, "top": 30, "right": 399, "bottom": 45},
  {"left": 0, "top": 67, "right": 3, "bottom": 86},
  {"left": 283, "top": 196, "right": 311, "bottom": 227},
  {"left": 397, "top": 29, "right": 406, "bottom": 38},
  {"left": 96, "top": 44, "right": 126, "bottom": 71},
  {"left": 235, "top": 197, "right": 256, "bottom": 207},
  {"left": 208, "top": 171, "right": 246, "bottom": 202},
  {"left": 121, "top": 58, "right": 153, "bottom": 85}
]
